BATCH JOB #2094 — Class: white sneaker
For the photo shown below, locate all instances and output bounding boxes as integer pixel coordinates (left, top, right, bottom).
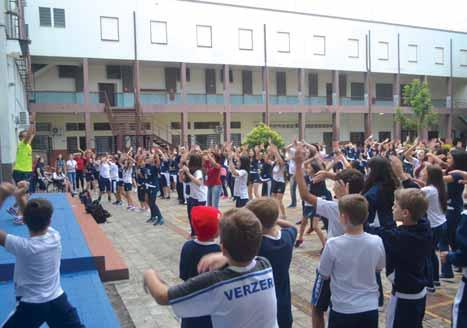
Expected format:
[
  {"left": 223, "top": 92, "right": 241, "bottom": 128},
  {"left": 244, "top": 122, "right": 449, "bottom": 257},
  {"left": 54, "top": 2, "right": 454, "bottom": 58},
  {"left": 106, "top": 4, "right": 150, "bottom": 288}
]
[{"left": 13, "top": 216, "right": 24, "bottom": 225}]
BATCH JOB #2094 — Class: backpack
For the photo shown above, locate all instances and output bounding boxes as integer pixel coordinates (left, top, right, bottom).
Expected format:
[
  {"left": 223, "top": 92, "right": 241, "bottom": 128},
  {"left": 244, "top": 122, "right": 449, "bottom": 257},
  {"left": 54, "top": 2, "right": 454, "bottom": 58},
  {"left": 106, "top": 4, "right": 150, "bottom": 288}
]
[
  {"left": 85, "top": 200, "right": 111, "bottom": 224},
  {"left": 79, "top": 191, "right": 93, "bottom": 207}
]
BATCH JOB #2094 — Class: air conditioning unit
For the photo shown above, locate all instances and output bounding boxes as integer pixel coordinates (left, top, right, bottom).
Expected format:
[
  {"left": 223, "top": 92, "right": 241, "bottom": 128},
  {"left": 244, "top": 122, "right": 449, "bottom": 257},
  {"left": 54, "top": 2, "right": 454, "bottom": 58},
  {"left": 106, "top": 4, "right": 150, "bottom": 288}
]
[{"left": 51, "top": 127, "right": 64, "bottom": 136}]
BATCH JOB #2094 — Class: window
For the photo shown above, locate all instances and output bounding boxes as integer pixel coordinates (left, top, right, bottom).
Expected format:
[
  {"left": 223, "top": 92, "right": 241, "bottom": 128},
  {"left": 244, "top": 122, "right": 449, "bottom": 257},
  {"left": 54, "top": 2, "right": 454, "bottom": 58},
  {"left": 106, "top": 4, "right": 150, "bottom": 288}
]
[
  {"left": 36, "top": 122, "right": 51, "bottom": 132},
  {"left": 242, "top": 70, "right": 253, "bottom": 95},
  {"left": 276, "top": 72, "right": 286, "bottom": 96},
  {"left": 106, "top": 65, "right": 121, "bottom": 79},
  {"left": 377, "top": 41, "right": 389, "bottom": 60},
  {"left": 238, "top": 28, "right": 253, "bottom": 50},
  {"left": 32, "top": 136, "right": 51, "bottom": 151},
  {"left": 100, "top": 17, "right": 119, "bottom": 41},
  {"left": 39, "top": 7, "right": 51, "bottom": 27},
  {"left": 66, "top": 137, "right": 78, "bottom": 153},
  {"left": 65, "top": 123, "right": 85, "bottom": 131},
  {"left": 434, "top": 47, "right": 444, "bottom": 65},
  {"left": 350, "top": 83, "right": 364, "bottom": 100},
  {"left": 205, "top": 69, "right": 216, "bottom": 94},
  {"left": 231, "top": 133, "right": 241, "bottom": 147},
  {"left": 339, "top": 74, "right": 347, "bottom": 97},
  {"left": 196, "top": 25, "right": 212, "bottom": 48},
  {"left": 375, "top": 83, "right": 393, "bottom": 100},
  {"left": 308, "top": 73, "right": 318, "bottom": 96},
  {"left": 93, "top": 122, "right": 111, "bottom": 131},
  {"left": 460, "top": 49, "right": 467, "bottom": 67},
  {"left": 53, "top": 8, "right": 65, "bottom": 28},
  {"left": 408, "top": 44, "right": 418, "bottom": 63},
  {"left": 348, "top": 38, "right": 359, "bottom": 58},
  {"left": 171, "top": 122, "right": 181, "bottom": 129},
  {"left": 276, "top": 32, "right": 290, "bottom": 53},
  {"left": 194, "top": 122, "right": 220, "bottom": 129},
  {"left": 231, "top": 122, "right": 241, "bottom": 129},
  {"left": 313, "top": 35, "right": 326, "bottom": 56},
  {"left": 58, "top": 65, "right": 78, "bottom": 78},
  {"left": 220, "top": 68, "right": 234, "bottom": 83},
  {"left": 174, "top": 68, "right": 191, "bottom": 82},
  {"left": 150, "top": 21, "right": 167, "bottom": 44}
]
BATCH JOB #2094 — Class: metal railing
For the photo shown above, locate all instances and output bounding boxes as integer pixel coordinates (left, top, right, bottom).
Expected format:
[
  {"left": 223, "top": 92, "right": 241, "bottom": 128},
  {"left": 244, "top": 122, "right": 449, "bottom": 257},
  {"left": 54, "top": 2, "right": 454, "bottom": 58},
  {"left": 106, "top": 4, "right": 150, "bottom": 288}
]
[
  {"left": 31, "top": 91, "right": 84, "bottom": 104},
  {"left": 340, "top": 97, "right": 365, "bottom": 106}
]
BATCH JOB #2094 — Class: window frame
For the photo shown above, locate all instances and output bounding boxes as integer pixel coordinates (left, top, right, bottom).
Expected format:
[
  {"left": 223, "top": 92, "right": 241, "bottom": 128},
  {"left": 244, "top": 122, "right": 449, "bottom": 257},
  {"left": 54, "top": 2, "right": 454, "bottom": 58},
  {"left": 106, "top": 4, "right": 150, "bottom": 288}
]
[
  {"left": 150, "top": 20, "right": 168, "bottom": 45},
  {"left": 276, "top": 31, "right": 291, "bottom": 53},
  {"left": 377, "top": 41, "right": 389, "bottom": 61},
  {"left": 408, "top": 44, "right": 418, "bottom": 63},
  {"left": 460, "top": 49, "right": 467, "bottom": 67},
  {"left": 196, "top": 25, "right": 213, "bottom": 48},
  {"left": 348, "top": 38, "right": 359, "bottom": 59},
  {"left": 39, "top": 7, "right": 52, "bottom": 27},
  {"left": 53, "top": 8, "right": 66, "bottom": 28},
  {"left": 434, "top": 47, "right": 444, "bottom": 65},
  {"left": 100, "top": 16, "right": 120, "bottom": 42},
  {"left": 313, "top": 35, "right": 326, "bottom": 56},
  {"left": 238, "top": 28, "right": 253, "bottom": 51}
]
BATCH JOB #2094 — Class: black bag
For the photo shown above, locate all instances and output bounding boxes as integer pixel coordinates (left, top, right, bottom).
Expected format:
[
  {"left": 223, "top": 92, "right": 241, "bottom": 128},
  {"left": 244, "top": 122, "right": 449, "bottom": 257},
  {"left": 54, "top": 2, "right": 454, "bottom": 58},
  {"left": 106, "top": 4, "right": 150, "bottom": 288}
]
[
  {"left": 85, "top": 200, "right": 111, "bottom": 224},
  {"left": 79, "top": 191, "right": 92, "bottom": 207}
]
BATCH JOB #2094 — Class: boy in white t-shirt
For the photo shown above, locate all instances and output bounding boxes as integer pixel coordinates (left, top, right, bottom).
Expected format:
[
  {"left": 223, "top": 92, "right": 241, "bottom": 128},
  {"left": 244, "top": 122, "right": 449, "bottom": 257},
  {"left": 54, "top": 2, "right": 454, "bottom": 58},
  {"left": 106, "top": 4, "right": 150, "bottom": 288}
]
[
  {"left": 143, "top": 208, "right": 278, "bottom": 328},
  {"left": 318, "top": 194, "right": 385, "bottom": 328},
  {"left": 0, "top": 184, "right": 84, "bottom": 327}
]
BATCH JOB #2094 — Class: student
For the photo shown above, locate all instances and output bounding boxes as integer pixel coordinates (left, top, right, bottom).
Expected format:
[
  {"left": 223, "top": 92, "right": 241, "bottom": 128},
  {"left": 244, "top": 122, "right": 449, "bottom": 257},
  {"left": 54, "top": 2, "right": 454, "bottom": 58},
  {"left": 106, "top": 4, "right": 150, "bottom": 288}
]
[
  {"left": 98, "top": 156, "right": 112, "bottom": 202},
  {"left": 247, "top": 198, "right": 297, "bottom": 328},
  {"left": 122, "top": 159, "right": 136, "bottom": 211},
  {"left": 260, "top": 153, "right": 273, "bottom": 197},
  {"left": 183, "top": 153, "right": 208, "bottom": 236},
  {"left": 144, "top": 156, "right": 164, "bottom": 225},
  {"left": 179, "top": 206, "right": 221, "bottom": 328},
  {"left": 135, "top": 160, "right": 149, "bottom": 213},
  {"left": 205, "top": 152, "right": 222, "bottom": 209},
  {"left": 7, "top": 180, "right": 30, "bottom": 225},
  {"left": 0, "top": 192, "right": 84, "bottom": 328},
  {"left": 318, "top": 194, "right": 385, "bottom": 328},
  {"left": 420, "top": 165, "right": 449, "bottom": 289},
  {"left": 270, "top": 144, "right": 286, "bottom": 218},
  {"left": 248, "top": 148, "right": 262, "bottom": 200},
  {"left": 371, "top": 189, "right": 432, "bottom": 328},
  {"left": 109, "top": 158, "right": 120, "bottom": 205},
  {"left": 66, "top": 154, "right": 77, "bottom": 193},
  {"left": 229, "top": 155, "right": 250, "bottom": 208},
  {"left": 143, "top": 208, "right": 278, "bottom": 328},
  {"left": 441, "top": 209, "right": 467, "bottom": 328},
  {"left": 74, "top": 152, "right": 86, "bottom": 191}
]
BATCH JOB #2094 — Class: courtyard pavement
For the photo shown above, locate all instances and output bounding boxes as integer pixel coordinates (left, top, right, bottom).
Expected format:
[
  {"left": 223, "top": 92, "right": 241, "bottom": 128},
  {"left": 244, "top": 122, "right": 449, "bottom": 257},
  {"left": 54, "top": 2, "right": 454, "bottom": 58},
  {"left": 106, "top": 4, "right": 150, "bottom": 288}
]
[{"left": 96, "top": 189, "right": 461, "bottom": 328}]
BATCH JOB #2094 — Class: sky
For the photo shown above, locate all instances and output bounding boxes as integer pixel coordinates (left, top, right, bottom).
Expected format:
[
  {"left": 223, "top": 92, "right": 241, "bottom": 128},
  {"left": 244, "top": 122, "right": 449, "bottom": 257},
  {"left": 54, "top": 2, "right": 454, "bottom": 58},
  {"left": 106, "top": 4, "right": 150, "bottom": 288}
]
[{"left": 208, "top": 0, "right": 467, "bottom": 32}]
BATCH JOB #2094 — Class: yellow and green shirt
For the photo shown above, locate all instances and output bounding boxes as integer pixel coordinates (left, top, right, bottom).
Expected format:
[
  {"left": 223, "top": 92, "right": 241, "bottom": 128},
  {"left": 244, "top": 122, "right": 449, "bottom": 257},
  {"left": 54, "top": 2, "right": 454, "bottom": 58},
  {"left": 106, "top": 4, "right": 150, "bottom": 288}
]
[{"left": 14, "top": 141, "right": 32, "bottom": 172}]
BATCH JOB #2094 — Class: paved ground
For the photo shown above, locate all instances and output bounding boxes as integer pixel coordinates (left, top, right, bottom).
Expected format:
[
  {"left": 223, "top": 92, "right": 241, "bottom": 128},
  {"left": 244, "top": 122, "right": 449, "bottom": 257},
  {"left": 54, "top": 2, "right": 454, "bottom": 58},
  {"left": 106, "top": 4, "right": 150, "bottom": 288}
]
[{"left": 97, "top": 188, "right": 460, "bottom": 327}]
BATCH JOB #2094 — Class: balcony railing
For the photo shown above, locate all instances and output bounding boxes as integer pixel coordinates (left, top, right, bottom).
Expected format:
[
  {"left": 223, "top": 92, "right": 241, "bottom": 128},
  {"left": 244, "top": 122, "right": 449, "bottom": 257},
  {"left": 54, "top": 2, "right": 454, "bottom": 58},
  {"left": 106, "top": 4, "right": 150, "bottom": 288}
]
[
  {"left": 432, "top": 99, "right": 447, "bottom": 108},
  {"left": 374, "top": 98, "right": 394, "bottom": 107},
  {"left": 340, "top": 97, "right": 365, "bottom": 106},
  {"left": 32, "top": 91, "right": 84, "bottom": 104},
  {"left": 270, "top": 96, "right": 300, "bottom": 105},
  {"left": 304, "top": 96, "right": 327, "bottom": 105},
  {"left": 230, "top": 95, "right": 264, "bottom": 105}
]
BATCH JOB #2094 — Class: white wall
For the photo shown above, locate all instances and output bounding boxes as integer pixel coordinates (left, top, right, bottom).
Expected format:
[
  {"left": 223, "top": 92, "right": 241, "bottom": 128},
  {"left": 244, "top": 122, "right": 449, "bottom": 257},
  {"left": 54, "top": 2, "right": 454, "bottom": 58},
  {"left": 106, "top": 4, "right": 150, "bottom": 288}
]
[{"left": 25, "top": 0, "right": 467, "bottom": 78}]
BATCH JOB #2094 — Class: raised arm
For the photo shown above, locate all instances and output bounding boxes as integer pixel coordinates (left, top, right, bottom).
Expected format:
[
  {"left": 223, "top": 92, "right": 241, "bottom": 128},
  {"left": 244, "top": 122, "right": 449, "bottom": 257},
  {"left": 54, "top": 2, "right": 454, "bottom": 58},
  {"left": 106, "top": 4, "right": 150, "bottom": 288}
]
[
  {"left": 294, "top": 144, "right": 318, "bottom": 207},
  {"left": 25, "top": 113, "right": 36, "bottom": 145}
]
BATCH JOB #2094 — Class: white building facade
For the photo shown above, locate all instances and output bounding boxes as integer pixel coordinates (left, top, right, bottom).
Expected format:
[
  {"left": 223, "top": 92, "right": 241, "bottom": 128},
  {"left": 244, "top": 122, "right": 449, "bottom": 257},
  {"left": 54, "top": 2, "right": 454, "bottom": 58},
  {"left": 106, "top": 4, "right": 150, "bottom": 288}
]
[{"left": 16, "top": 0, "right": 467, "bottom": 158}]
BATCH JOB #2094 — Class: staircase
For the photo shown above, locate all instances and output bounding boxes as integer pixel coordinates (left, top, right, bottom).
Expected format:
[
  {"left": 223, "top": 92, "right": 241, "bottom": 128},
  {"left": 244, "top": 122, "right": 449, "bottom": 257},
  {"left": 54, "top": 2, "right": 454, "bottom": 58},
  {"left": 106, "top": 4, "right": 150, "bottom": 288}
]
[{"left": 103, "top": 94, "right": 173, "bottom": 150}]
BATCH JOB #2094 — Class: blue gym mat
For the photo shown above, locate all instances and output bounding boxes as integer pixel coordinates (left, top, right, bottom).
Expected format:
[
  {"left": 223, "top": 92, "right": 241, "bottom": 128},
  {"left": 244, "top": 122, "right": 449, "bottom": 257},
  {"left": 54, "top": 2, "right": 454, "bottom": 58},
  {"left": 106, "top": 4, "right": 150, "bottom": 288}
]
[
  {"left": 0, "top": 270, "right": 121, "bottom": 327},
  {"left": 0, "top": 193, "right": 96, "bottom": 281}
]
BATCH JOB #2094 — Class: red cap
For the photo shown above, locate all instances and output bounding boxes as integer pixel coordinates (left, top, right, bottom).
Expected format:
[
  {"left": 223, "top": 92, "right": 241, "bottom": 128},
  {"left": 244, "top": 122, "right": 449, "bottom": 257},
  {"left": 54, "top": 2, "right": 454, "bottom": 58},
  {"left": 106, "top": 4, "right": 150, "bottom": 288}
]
[{"left": 192, "top": 206, "right": 221, "bottom": 242}]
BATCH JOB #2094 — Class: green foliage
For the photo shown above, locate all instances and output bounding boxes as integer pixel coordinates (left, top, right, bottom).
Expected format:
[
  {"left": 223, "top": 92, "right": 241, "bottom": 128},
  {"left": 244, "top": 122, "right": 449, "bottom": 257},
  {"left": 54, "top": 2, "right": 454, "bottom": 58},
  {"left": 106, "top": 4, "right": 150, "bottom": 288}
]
[
  {"left": 396, "top": 79, "right": 438, "bottom": 135},
  {"left": 244, "top": 123, "right": 285, "bottom": 148}
]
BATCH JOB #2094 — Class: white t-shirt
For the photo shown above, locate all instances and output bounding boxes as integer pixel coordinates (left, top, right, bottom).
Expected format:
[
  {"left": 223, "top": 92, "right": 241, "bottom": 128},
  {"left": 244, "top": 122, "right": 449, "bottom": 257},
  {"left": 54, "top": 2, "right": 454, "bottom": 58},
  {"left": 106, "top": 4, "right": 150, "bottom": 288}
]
[
  {"left": 233, "top": 169, "right": 249, "bottom": 200},
  {"left": 272, "top": 163, "right": 285, "bottom": 183},
  {"left": 5, "top": 227, "right": 64, "bottom": 303},
  {"left": 318, "top": 232, "right": 385, "bottom": 314},
  {"left": 287, "top": 148, "right": 296, "bottom": 175},
  {"left": 109, "top": 163, "right": 119, "bottom": 180},
  {"left": 316, "top": 198, "right": 345, "bottom": 239},
  {"left": 123, "top": 167, "right": 133, "bottom": 184},
  {"left": 189, "top": 169, "right": 207, "bottom": 202},
  {"left": 421, "top": 185, "right": 447, "bottom": 228},
  {"left": 99, "top": 162, "right": 110, "bottom": 179},
  {"left": 65, "top": 160, "right": 77, "bottom": 173}
]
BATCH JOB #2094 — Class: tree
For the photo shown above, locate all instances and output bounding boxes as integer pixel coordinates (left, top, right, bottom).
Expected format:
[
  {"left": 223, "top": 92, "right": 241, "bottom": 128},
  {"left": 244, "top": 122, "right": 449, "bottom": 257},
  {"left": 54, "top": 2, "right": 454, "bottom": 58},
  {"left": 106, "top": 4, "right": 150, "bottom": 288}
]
[
  {"left": 395, "top": 79, "right": 437, "bottom": 139},
  {"left": 244, "top": 123, "right": 285, "bottom": 148}
]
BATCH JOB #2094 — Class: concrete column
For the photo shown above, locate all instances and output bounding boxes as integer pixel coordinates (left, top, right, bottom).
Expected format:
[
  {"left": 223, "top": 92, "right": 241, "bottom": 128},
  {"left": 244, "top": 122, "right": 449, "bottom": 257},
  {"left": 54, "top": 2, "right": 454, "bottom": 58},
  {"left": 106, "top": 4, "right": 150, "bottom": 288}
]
[
  {"left": 364, "top": 72, "right": 372, "bottom": 138},
  {"left": 82, "top": 58, "right": 93, "bottom": 149},
  {"left": 332, "top": 70, "right": 340, "bottom": 142},
  {"left": 298, "top": 68, "right": 306, "bottom": 140},
  {"left": 262, "top": 66, "right": 270, "bottom": 125},
  {"left": 223, "top": 64, "right": 231, "bottom": 143},
  {"left": 393, "top": 73, "right": 401, "bottom": 141},
  {"left": 180, "top": 63, "right": 188, "bottom": 146},
  {"left": 446, "top": 77, "right": 453, "bottom": 143},
  {"left": 133, "top": 60, "right": 143, "bottom": 147}
]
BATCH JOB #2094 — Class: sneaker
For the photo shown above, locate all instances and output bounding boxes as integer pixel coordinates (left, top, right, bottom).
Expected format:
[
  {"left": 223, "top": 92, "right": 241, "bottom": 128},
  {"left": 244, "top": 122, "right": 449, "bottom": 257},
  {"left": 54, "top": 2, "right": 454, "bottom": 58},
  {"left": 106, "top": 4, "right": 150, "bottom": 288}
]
[
  {"left": 153, "top": 217, "right": 165, "bottom": 226},
  {"left": 112, "top": 201, "right": 119, "bottom": 205},
  {"left": 294, "top": 239, "right": 304, "bottom": 248},
  {"left": 287, "top": 204, "right": 296, "bottom": 208},
  {"left": 427, "top": 287, "right": 436, "bottom": 294},
  {"left": 295, "top": 219, "right": 302, "bottom": 225},
  {"left": 13, "top": 216, "right": 24, "bottom": 225},
  {"left": 146, "top": 217, "right": 155, "bottom": 223},
  {"left": 433, "top": 281, "right": 441, "bottom": 287}
]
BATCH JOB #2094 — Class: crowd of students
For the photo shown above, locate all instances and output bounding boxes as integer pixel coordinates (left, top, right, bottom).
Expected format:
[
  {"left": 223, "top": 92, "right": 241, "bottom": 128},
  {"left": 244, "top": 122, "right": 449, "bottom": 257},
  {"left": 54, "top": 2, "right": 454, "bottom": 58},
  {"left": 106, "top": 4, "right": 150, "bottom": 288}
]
[{"left": 2, "top": 134, "right": 467, "bottom": 327}]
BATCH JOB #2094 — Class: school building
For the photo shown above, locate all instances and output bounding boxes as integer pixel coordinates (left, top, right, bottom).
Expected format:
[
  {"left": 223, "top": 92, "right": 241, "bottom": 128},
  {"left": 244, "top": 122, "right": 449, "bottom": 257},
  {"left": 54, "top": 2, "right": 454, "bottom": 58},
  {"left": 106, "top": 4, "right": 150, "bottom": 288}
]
[{"left": 2, "top": 0, "right": 467, "bottom": 172}]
